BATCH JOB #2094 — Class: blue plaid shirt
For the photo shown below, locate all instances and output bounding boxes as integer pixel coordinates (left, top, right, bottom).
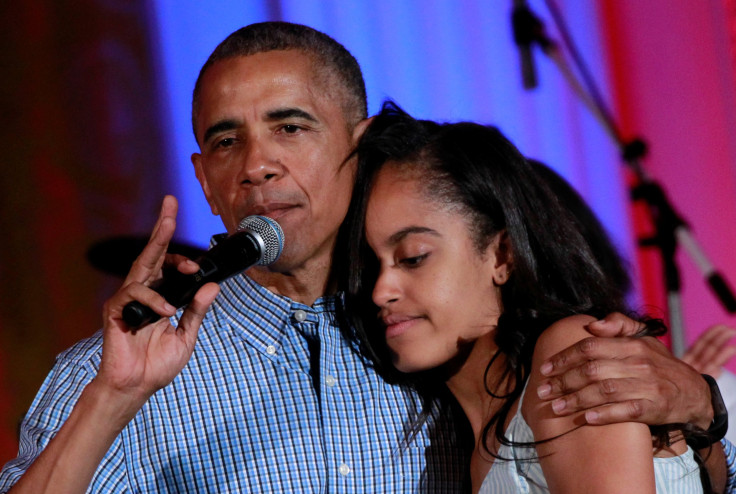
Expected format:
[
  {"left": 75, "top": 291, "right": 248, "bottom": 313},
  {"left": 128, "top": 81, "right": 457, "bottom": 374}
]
[
  {"left": 726, "top": 438, "right": 736, "bottom": 492},
  {"left": 0, "top": 274, "right": 470, "bottom": 492}
]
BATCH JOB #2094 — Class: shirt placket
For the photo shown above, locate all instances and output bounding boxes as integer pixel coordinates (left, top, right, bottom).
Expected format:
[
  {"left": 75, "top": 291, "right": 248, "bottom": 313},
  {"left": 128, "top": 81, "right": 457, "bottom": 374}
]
[{"left": 291, "top": 304, "right": 360, "bottom": 492}]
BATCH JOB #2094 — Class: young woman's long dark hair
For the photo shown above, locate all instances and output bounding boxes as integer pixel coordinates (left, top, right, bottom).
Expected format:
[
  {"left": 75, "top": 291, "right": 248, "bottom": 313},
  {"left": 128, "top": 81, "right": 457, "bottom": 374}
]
[
  {"left": 335, "top": 102, "right": 710, "bottom": 488},
  {"left": 337, "top": 101, "right": 629, "bottom": 447}
]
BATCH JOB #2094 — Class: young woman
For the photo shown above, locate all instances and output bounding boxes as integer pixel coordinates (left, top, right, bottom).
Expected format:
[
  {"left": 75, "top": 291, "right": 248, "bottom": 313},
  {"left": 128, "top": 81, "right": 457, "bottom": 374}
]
[{"left": 338, "top": 103, "right": 705, "bottom": 493}]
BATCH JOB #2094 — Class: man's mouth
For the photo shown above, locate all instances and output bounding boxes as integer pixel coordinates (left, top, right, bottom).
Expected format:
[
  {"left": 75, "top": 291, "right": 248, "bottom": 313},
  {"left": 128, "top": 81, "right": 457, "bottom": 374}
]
[{"left": 248, "top": 203, "right": 296, "bottom": 220}]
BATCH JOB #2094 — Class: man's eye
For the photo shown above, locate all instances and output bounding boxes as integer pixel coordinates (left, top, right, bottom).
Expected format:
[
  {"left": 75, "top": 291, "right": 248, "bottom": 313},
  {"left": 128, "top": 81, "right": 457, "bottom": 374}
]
[
  {"left": 281, "top": 124, "right": 302, "bottom": 134},
  {"left": 216, "top": 137, "right": 235, "bottom": 148}
]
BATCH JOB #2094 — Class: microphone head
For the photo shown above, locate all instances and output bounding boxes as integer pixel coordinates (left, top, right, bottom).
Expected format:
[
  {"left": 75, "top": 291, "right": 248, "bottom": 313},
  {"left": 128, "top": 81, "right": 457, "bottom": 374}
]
[{"left": 237, "top": 215, "right": 284, "bottom": 265}]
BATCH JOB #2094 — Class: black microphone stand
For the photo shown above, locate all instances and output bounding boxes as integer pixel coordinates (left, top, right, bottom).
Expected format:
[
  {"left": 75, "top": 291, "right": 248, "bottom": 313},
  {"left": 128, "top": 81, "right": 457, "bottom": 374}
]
[{"left": 512, "top": 1, "right": 736, "bottom": 356}]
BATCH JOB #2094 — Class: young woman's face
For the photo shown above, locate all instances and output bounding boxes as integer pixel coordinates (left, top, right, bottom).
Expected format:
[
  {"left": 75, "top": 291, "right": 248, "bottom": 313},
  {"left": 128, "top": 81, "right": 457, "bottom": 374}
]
[{"left": 365, "top": 164, "right": 508, "bottom": 373}]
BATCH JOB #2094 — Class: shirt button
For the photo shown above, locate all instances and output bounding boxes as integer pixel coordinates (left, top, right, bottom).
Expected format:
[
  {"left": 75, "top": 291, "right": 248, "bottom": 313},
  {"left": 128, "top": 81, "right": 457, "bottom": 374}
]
[
  {"left": 325, "top": 375, "right": 337, "bottom": 387},
  {"left": 338, "top": 463, "right": 351, "bottom": 476},
  {"left": 266, "top": 345, "right": 277, "bottom": 355},
  {"left": 293, "top": 309, "right": 307, "bottom": 322}
]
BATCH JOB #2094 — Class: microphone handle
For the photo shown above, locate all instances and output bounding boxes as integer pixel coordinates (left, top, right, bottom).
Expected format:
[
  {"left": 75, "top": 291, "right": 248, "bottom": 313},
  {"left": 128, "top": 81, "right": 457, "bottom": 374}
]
[
  {"left": 122, "top": 231, "right": 263, "bottom": 327},
  {"left": 122, "top": 271, "right": 200, "bottom": 328}
]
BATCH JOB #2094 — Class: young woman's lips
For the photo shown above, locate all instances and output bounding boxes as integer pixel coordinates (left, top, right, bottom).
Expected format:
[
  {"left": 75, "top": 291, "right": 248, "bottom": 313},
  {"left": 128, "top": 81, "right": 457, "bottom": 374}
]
[{"left": 383, "top": 316, "right": 421, "bottom": 339}]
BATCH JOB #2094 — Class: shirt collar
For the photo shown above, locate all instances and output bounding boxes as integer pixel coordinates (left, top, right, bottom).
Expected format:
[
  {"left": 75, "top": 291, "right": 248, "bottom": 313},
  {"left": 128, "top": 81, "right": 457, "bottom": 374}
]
[{"left": 213, "top": 272, "right": 338, "bottom": 351}]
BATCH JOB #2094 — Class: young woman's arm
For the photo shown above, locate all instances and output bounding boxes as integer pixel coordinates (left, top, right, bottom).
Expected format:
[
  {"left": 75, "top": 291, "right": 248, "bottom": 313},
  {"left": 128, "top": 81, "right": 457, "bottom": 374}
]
[{"left": 523, "top": 314, "right": 660, "bottom": 494}]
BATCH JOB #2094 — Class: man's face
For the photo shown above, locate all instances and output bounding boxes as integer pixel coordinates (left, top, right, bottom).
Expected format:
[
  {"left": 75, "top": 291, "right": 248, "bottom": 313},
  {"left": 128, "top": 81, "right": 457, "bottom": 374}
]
[{"left": 192, "top": 50, "right": 364, "bottom": 272}]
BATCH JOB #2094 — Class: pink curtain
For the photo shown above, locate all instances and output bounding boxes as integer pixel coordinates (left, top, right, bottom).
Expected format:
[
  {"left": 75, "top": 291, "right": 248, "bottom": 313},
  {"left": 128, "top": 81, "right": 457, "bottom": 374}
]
[{"left": 599, "top": 0, "right": 736, "bottom": 354}]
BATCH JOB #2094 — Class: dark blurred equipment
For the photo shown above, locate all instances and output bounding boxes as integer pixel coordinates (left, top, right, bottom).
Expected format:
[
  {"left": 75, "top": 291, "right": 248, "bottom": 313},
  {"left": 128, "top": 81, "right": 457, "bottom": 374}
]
[
  {"left": 86, "top": 236, "right": 206, "bottom": 278},
  {"left": 513, "top": 0, "right": 736, "bottom": 357},
  {"left": 511, "top": 0, "right": 552, "bottom": 89}
]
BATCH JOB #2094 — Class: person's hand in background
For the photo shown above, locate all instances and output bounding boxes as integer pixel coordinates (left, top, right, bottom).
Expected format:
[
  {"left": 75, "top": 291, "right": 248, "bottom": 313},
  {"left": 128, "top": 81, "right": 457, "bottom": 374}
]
[{"left": 682, "top": 325, "right": 736, "bottom": 378}]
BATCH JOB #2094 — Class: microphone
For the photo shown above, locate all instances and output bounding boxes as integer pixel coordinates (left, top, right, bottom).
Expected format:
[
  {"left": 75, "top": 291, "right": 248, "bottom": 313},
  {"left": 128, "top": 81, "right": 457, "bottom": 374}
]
[
  {"left": 122, "top": 215, "right": 284, "bottom": 328},
  {"left": 511, "top": 0, "right": 543, "bottom": 90}
]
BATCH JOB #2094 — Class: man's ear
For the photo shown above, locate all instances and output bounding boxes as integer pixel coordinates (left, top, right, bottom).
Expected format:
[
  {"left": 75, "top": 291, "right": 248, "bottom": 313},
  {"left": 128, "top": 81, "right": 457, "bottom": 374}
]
[
  {"left": 490, "top": 230, "right": 513, "bottom": 286},
  {"left": 352, "top": 116, "right": 374, "bottom": 145},
  {"left": 191, "top": 152, "right": 219, "bottom": 216}
]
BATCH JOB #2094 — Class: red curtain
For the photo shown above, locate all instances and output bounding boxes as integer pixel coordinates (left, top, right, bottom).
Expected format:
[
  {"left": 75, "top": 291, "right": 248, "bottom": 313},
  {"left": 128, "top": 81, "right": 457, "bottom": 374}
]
[{"left": 0, "top": 1, "right": 169, "bottom": 462}]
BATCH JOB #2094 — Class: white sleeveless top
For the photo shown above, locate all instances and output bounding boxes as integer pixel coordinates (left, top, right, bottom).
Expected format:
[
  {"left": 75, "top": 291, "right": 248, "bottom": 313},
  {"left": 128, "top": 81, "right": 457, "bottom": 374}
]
[{"left": 479, "top": 387, "right": 704, "bottom": 493}]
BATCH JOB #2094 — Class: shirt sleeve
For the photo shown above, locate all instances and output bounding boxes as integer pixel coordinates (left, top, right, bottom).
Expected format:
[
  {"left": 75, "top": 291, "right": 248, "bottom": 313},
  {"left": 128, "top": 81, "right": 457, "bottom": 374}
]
[
  {"left": 724, "top": 438, "right": 736, "bottom": 493},
  {"left": 0, "top": 333, "right": 128, "bottom": 493}
]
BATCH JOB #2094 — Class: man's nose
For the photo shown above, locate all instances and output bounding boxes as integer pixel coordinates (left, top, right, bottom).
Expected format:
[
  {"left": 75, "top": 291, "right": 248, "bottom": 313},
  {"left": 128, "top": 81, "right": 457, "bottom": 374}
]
[{"left": 239, "top": 139, "right": 284, "bottom": 185}]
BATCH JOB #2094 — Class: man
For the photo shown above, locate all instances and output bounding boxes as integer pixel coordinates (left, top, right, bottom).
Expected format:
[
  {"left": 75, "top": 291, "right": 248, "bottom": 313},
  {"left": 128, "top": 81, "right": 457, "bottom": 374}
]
[{"left": 0, "top": 22, "right": 728, "bottom": 492}]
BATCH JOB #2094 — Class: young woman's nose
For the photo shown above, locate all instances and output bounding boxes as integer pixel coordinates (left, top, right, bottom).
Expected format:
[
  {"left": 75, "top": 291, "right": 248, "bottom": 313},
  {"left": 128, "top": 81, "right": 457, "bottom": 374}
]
[{"left": 372, "top": 268, "right": 401, "bottom": 307}]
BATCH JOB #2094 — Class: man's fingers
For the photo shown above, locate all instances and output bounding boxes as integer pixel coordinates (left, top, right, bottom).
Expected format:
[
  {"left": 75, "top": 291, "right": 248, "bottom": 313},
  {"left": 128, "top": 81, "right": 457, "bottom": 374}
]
[
  {"left": 541, "top": 334, "right": 670, "bottom": 379},
  {"left": 584, "top": 314, "right": 626, "bottom": 338},
  {"left": 164, "top": 254, "right": 200, "bottom": 275},
  {"left": 125, "top": 196, "right": 179, "bottom": 285},
  {"left": 544, "top": 378, "right": 657, "bottom": 417},
  {"left": 151, "top": 195, "right": 178, "bottom": 233},
  {"left": 104, "top": 282, "right": 177, "bottom": 326},
  {"left": 541, "top": 337, "right": 635, "bottom": 377},
  {"left": 581, "top": 400, "right": 654, "bottom": 425},
  {"left": 537, "top": 357, "right": 654, "bottom": 399},
  {"left": 538, "top": 359, "right": 605, "bottom": 398},
  {"left": 144, "top": 196, "right": 178, "bottom": 256},
  {"left": 540, "top": 337, "right": 596, "bottom": 377},
  {"left": 177, "top": 283, "right": 219, "bottom": 342},
  {"left": 585, "top": 312, "right": 647, "bottom": 338}
]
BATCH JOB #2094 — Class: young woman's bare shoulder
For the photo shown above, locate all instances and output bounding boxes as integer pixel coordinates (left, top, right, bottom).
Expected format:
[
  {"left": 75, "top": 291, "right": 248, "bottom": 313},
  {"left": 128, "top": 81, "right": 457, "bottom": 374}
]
[
  {"left": 523, "top": 315, "right": 657, "bottom": 493},
  {"left": 532, "top": 314, "right": 598, "bottom": 363},
  {"left": 522, "top": 314, "right": 600, "bottom": 437}
]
